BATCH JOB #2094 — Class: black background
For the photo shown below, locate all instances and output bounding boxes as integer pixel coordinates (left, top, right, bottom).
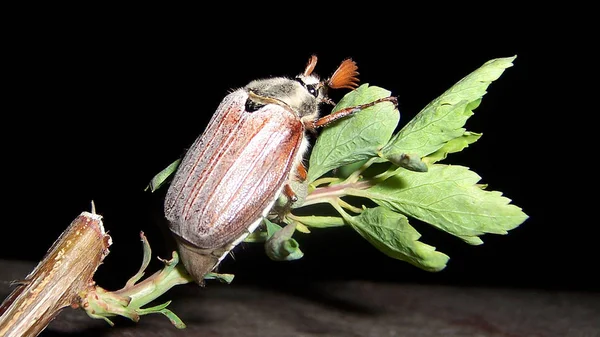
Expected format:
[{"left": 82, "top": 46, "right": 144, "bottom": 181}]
[{"left": 2, "top": 11, "right": 593, "bottom": 294}]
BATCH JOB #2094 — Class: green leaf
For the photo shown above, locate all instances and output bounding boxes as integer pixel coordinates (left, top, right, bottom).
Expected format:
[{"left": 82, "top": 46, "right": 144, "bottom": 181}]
[
  {"left": 363, "top": 164, "right": 528, "bottom": 244},
  {"left": 308, "top": 84, "right": 400, "bottom": 182},
  {"left": 423, "top": 131, "right": 481, "bottom": 165},
  {"left": 264, "top": 218, "right": 282, "bottom": 238},
  {"left": 244, "top": 230, "right": 268, "bottom": 243},
  {"left": 384, "top": 153, "right": 428, "bottom": 172},
  {"left": 136, "top": 301, "right": 186, "bottom": 329},
  {"left": 344, "top": 207, "right": 449, "bottom": 272},
  {"left": 124, "top": 232, "right": 152, "bottom": 288},
  {"left": 335, "top": 159, "right": 369, "bottom": 179},
  {"left": 158, "top": 308, "right": 187, "bottom": 329},
  {"left": 264, "top": 220, "right": 304, "bottom": 261},
  {"left": 145, "top": 159, "right": 181, "bottom": 192},
  {"left": 381, "top": 56, "right": 515, "bottom": 160},
  {"left": 136, "top": 300, "right": 172, "bottom": 314},
  {"left": 204, "top": 272, "right": 235, "bottom": 284},
  {"left": 290, "top": 215, "right": 346, "bottom": 228},
  {"left": 244, "top": 219, "right": 310, "bottom": 243},
  {"left": 294, "top": 222, "right": 311, "bottom": 233}
]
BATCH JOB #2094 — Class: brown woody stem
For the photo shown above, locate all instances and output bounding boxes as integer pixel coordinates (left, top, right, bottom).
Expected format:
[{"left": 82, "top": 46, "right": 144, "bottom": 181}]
[{"left": 0, "top": 211, "right": 111, "bottom": 337}]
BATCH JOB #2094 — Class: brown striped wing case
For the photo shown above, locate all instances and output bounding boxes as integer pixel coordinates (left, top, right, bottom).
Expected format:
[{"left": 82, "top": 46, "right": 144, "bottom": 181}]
[{"left": 164, "top": 89, "right": 304, "bottom": 250}]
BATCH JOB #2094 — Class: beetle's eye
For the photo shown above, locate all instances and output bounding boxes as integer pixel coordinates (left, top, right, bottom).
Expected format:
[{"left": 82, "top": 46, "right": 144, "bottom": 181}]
[
  {"left": 306, "top": 84, "right": 318, "bottom": 98},
  {"left": 295, "top": 77, "right": 319, "bottom": 98}
]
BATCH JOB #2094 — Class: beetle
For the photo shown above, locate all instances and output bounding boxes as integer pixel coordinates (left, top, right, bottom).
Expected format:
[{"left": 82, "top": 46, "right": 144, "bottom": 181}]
[{"left": 164, "top": 55, "right": 397, "bottom": 284}]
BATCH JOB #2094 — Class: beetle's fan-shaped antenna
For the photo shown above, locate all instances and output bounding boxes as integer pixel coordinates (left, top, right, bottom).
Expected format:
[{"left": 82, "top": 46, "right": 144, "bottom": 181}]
[
  {"left": 327, "top": 59, "right": 359, "bottom": 90},
  {"left": 303, "top": 55, "right": 318, "bottom": 77}
]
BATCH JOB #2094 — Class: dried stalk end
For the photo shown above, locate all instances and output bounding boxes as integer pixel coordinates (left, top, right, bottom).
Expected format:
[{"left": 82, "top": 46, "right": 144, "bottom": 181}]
[{"left": 0, "top": 212, "right": 111, "bottom": 337}]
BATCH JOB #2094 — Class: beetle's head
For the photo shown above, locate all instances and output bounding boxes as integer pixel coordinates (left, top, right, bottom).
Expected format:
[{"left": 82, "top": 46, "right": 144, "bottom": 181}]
[
  {"left": 244, "top": 55, "right": 360, "bottom": 118},
  {"left": 295, "top": 55, "right": 360, "bottom": 105}
]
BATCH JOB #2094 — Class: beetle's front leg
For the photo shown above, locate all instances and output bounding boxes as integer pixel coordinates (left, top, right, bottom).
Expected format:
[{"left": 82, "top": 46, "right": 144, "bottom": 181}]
[{"left": 310, "top": 96, "right": 398, "bottom": 129}]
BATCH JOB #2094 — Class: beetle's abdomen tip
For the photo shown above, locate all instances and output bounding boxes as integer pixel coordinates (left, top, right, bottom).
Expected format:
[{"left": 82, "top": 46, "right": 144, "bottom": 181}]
[{"left": 175, "top": 237, "right": 221, "bottom": 285}]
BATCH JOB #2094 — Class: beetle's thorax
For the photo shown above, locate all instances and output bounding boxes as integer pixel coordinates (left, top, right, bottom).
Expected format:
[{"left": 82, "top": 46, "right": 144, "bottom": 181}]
[{"left": 244, "top": 75, "right": 321, "bottom": 120}]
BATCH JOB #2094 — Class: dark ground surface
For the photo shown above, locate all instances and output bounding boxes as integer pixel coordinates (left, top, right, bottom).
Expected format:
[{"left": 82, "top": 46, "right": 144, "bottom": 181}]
[{"left": 2, "top": 259, "right": 599, "bottom": 337}]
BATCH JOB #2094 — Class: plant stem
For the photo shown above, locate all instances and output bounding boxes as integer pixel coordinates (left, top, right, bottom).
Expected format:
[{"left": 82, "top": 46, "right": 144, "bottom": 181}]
[
  {"left": 78, "top": 233, "right": 193, "bottom": 328},
  {"left": 342, "top": 157, "right": 378, "bottom": 184},
  {"left": 114, "top": 258, "right": 192, "bottom": 309},
  {"left": 311, "top": 177, "right": 341, "bottom": 188},
  {"left": 302, "top": 180, "right": 375, "bottom": 208},
  {"left": 0, "top": 212, "right": 111, "bottom": 337},
  {"left": 337, "top": 198, "right": 363, "bottom": 214}
]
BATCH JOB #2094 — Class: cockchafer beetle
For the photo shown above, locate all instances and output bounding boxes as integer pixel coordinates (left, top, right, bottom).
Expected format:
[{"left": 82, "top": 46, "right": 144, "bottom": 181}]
[{"left": 164, "top": 55, "right": 397, "bottom": 283}]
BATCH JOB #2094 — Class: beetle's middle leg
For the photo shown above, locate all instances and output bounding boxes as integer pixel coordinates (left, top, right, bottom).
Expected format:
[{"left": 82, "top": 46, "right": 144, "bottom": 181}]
[
  {"left": 271, "top": 162, "right": 309, "bottom": 222},
  {"left": 281, "top": 162, "right": 308, "bottom": 205}
]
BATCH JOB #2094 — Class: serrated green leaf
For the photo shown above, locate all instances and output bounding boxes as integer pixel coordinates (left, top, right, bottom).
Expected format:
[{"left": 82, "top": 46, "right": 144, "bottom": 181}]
[
  {"left": 423, "top": 131, "right": 482, "bottom": 165},
  {"left": 344, "top": 207, "right": 449, "bottom": 272},
  {"left": 381, "top": 56, "right": 515, "bottom": 160},
  {"left": 308, "top": 84, "right": 399, "bottom": 182},
  {"left": 363, "top": 164, "right": 528, "bottom": 244},
  {"left": 145, "top": 159, "right": 181, "bottom": 192}
]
